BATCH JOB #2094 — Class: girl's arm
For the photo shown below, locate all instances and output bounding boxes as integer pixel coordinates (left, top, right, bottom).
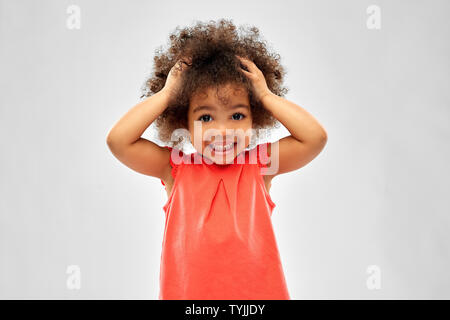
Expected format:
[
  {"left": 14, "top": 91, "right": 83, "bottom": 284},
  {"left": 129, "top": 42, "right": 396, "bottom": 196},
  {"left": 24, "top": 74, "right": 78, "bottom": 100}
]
[
  {"left": 106, "top": 90, "right": 173, "bottom": 181},
  {"left": 236, "top": 55, "right": 327, "bottom": 179},
  {"left": 261, "top": 92, "right": 328, "bottom": 178},
  {"left": 107, "top": 58, "right": 190, "bottom": 181}
]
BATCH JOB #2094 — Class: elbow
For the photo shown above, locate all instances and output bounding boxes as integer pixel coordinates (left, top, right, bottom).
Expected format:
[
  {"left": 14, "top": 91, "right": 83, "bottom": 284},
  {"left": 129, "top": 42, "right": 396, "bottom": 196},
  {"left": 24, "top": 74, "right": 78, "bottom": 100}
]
[
  {"left": 321, "top": 132, "right": 328, "bottom": 144},
  {"left": 314, "top": 130, "right": 327, "bottom": 150},
  {"left": 106, "top": 133, "right": 113, "bottom": 147},
  {"left": 106, "top": 131, "right": 119, "bottom": 150},
  {"left": 319, "top": 129, "right": 328, "bottom": 144}
]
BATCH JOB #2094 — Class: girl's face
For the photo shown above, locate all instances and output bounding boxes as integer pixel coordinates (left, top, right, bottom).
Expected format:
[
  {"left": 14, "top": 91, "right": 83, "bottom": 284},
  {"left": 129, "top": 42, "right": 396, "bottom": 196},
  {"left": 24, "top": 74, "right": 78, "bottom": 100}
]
[{"left": 188, "top": 83, "right": 253, "bottom": 164}]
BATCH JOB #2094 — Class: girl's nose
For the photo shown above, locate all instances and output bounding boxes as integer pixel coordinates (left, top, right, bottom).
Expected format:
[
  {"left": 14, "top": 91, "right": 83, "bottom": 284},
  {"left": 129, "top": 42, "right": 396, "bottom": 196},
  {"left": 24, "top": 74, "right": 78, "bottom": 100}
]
[
  {"left": 218, "top": 127, "right": 239, "bottom": 140},
  {"left": 210, "top": 126, "right": 234, "bottom": 141}
]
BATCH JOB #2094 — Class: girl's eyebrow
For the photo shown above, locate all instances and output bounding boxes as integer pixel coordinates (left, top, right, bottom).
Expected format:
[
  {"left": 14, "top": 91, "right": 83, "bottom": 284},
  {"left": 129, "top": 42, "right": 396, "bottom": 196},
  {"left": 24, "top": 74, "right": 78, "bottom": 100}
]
[{"left": 193, "top": 104, "right": 250, "bottom": 113}]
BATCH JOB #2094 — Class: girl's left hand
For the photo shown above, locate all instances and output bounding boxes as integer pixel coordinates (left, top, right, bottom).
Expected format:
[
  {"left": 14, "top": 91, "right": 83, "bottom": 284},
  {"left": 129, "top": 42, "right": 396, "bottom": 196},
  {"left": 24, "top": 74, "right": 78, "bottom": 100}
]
[{"left": 236, "top": 55, "right": 273, "bottom": 102}]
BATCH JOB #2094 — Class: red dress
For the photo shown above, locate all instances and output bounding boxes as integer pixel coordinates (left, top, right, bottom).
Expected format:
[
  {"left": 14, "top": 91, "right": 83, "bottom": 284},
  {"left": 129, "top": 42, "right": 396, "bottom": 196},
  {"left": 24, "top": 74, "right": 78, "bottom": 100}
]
[{"left": 159, "top": 143, "right": 290, "bottom": 299}]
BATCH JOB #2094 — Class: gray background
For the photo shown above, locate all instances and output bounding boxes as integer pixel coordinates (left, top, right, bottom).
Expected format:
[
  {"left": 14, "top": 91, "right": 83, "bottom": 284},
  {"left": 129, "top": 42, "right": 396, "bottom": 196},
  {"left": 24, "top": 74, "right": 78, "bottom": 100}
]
[{"left": 1, "top": 0, "right": 449, "bottom": 299}]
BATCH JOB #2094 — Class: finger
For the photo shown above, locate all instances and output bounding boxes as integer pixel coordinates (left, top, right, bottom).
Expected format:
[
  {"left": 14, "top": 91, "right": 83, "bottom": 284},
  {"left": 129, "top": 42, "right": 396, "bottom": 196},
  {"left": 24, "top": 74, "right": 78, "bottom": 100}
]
[
  {"left": 236, "top": 55, "right": 257, "bottom": 73},
  {"left": 173, "top": 60, "right": 182, "bottom": 71},
  {"left": 236, "top": 56, "right": 251, "bottom": 72},
  {"left": 175, "top": 59, "right": 189, "bottom": 72},
  {"left": 178, "top": 55, "right": 192, "bottom": 67},
  {"left": 180, "top": 60, "right": 191, "bottom": 67},
  {"left": 183, "top": 56, "right": 193, "bottom": 65},
  {"left": 236, "top": 55, "right": 249, "bottom": 65},
  {"left": 239, "top": 67, "right": 252, "bottom": 77}
]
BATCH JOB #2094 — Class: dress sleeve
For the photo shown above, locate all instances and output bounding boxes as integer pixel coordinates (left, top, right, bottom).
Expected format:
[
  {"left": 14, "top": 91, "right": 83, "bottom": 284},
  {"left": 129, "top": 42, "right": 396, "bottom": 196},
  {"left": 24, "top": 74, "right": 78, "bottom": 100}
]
[
  {"left": 256, "top": 142, "right": 271, "bottom": 168},
  {"left": 160, "top": 146, "right": 180, "bottom": 186}
]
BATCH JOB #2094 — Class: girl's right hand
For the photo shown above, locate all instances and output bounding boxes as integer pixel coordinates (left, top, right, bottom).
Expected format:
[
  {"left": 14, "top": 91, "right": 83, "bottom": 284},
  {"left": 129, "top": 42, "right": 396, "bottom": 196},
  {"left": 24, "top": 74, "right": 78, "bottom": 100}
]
[{"left": 162, "top": 57, "right": 192, "bottom": 97}]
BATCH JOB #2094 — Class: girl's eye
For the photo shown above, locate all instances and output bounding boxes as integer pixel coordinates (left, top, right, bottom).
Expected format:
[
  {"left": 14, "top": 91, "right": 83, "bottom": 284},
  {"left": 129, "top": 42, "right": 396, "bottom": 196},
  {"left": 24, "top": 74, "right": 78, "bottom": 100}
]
[
  {"left": 198, "top": 114, "right": 212, "bottom": 122},
  {"left": 232, "top": 113, "right": 246, "bottom": 120},
  {"left": 198, "top": 113, "right": 246, "bottom": 122}
]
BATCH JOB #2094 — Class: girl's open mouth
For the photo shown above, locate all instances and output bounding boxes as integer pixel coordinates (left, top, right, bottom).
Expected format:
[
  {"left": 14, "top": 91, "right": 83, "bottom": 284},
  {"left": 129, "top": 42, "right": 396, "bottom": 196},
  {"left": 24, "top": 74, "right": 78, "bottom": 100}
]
[{"left": 208, "top": 142, "right": 237, "bottom": 156}]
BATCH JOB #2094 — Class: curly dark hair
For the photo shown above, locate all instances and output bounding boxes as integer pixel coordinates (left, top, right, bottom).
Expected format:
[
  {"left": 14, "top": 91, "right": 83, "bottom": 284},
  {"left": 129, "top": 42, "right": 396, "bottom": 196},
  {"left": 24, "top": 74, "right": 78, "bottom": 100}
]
[{"left": 140, "top": 19, "right": 289, "bottom": 149}]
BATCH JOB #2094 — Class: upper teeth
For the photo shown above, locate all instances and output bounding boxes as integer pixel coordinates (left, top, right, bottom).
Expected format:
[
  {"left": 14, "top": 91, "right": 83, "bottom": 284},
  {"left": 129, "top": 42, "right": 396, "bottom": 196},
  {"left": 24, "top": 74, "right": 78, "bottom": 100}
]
[{"left": 210, "top": 142, "right": 234, "bottom": 151}]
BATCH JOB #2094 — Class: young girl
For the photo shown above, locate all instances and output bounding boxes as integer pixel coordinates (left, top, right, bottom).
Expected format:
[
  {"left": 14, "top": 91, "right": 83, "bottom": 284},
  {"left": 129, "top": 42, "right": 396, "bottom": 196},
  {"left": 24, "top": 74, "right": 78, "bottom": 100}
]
[{"left": 107, "top": 19, "right": 327, "bottom": 300}]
